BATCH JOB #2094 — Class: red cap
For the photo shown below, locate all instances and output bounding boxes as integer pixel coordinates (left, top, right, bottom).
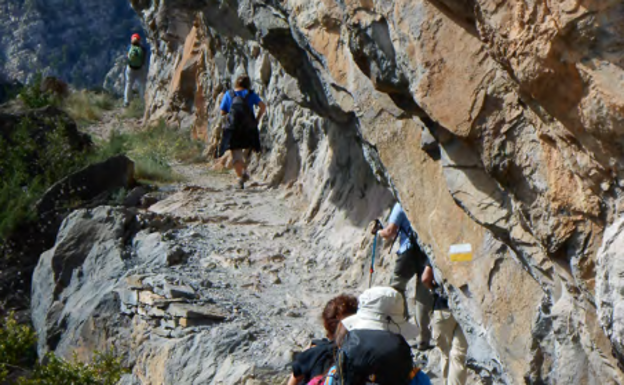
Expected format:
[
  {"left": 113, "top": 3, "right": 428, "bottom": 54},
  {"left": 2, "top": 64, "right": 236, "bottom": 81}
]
[{"left": 131, "top": 33, "right": 141, "bottom": 41}]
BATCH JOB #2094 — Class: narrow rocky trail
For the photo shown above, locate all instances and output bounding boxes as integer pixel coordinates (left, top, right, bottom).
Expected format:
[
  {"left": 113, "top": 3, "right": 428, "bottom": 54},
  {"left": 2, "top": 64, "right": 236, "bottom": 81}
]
[
  {"left": 124, "top": 163, "right": 451, "bottom": 384},
  {"left": 31, "top": 108, "right": 449, "bottom": 384},
  {"left": 151, "top": 163, "right": 351, "bottom": 337},
  {"left": 38, "top": 159, "right": 389, "bottom": 384}
]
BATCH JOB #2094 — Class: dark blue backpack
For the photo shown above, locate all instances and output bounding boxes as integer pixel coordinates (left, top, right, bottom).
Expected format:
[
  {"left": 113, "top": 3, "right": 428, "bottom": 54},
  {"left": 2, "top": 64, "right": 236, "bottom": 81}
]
[
  {"left": 335, "top": 329, "right": 413, "bottom": 385},
  {"left": 226, "top": 90, "right": 257, "bottom": 133}
]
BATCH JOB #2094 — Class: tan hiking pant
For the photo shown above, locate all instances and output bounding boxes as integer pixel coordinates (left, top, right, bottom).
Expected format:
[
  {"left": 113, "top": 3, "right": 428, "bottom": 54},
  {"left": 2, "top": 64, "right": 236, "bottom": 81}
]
[
  {"left": 432, "top": 309, "right": 468, "bottom": 385},
  {"left": 389, "top": 247, "right": 433, "bottom": 345}
]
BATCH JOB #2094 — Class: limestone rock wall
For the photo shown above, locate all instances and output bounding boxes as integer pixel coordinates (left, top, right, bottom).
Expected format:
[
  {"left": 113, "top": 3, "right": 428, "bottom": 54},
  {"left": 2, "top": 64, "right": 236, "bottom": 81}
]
[{"left": 123, "top": 0, "right": 624, "bottom": 383}]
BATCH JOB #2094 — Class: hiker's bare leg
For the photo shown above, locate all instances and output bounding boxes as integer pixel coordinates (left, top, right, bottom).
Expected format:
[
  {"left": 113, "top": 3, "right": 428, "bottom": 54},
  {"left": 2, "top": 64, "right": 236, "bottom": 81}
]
[
  {"left": 232, "top": 150, "right": 245, "bottom": 178},
  {"left": 234, "top": 160, "right": 245, "bottom": 178}
]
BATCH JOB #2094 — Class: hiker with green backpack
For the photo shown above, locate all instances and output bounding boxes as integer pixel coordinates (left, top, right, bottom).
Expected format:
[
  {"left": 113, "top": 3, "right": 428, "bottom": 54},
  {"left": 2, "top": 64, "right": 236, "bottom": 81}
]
[
  {"left": 371, "top": 203, "right": 434, "bottom": 352},
  {"left": 219, "top": 75, "right": 267, "bottom": 189},
  {"left": 124, "top": 33, "right": 147, "bottom": 107}
]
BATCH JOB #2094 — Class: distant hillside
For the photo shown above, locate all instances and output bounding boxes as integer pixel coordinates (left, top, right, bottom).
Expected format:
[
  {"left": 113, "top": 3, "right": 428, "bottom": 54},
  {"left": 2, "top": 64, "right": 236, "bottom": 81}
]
[{"left": 0, "top": 0, "right": 142, "bottom": 87}]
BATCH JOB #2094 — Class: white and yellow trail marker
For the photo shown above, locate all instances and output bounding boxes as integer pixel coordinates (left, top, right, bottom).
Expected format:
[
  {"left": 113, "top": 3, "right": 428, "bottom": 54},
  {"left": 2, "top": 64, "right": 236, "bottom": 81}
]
[{"left": 449, "top": 243, "right": 473, "bottom": 262}]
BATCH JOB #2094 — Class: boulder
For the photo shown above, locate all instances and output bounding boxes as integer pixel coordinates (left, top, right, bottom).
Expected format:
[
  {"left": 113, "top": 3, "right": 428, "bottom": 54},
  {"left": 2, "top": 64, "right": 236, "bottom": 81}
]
[
  {"left": 36, "top": 155, "right": 136, "bottom": 215},
  {"left": 31, "top": 207, "right": 133, "bottom": 357}
]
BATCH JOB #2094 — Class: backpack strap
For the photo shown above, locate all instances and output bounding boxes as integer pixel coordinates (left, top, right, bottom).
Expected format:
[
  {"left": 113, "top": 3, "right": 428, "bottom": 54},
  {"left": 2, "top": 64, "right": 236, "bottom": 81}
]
[{"left": 243, "top": 90, "right": 253, "bottom": 102}]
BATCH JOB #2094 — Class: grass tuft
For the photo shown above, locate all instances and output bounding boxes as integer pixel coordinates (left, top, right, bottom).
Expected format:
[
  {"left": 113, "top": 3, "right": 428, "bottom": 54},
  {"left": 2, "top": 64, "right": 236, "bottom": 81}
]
[
  {"left": 63, "top": 90, "right": 117, "bottom": 126},
  {"left": 121, "top": 98, "right": 145, "bottom": 119},
  {"left": 95, "top": 120, "right": 204, "bottom": 183}
]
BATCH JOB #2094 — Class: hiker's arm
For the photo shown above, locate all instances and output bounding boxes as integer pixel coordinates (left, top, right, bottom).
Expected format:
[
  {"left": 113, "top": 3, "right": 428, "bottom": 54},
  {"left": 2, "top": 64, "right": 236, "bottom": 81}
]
[
  {"left": 287, "top": 374, "right": 302, "bottom": 385},
  {"left": 220, "top": 92, "right": 230, "bottom": 115},
  {"left": 422, "top": 265, "right": 435, "bottom": 290},
  {"left": 379, "top": 223, "right": 398, "bottom": 240},
  {"left": 256, "top": 101, "right": 266, "bottom": 121}
]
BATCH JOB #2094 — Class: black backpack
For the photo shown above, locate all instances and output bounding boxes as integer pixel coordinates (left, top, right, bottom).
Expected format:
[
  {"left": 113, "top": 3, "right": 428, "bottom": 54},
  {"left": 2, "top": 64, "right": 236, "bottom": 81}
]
[
  {"left": 226, "top": 90, "right": 257, "bottom": 132},
  {"left": 335, "top": 329, "right": 413, "bottom": 385}
]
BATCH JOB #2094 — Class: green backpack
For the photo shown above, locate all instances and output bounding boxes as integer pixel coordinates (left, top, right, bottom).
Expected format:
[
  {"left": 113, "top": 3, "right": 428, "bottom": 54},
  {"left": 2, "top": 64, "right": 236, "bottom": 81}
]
[{"left": 128, "top": 45, "right": 144, "bottom": 69}]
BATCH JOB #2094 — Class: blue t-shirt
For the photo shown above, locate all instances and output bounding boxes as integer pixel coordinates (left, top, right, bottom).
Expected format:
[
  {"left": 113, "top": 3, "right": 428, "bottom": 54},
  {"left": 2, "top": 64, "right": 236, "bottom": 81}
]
[
  {"left": 410, "top": 370, "right": 432, "bottom": 385},
  {"left": 220, "top": 89, "right": 262, "bottom": 113},
  {"left": 389, "top": 203, "right": 415, "bottom": 254}
]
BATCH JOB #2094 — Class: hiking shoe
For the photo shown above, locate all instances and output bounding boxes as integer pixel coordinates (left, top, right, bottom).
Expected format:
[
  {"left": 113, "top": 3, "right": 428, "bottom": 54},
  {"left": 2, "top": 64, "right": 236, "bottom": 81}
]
[
  {"left": 123, "top": 102, "right": 130, "bottom": 108},
  {"left": 237, "top": 177, "right": 245, "bottom": 190},
  {"left": 415, "top": 342, "right": 435, "bottom": 351}
]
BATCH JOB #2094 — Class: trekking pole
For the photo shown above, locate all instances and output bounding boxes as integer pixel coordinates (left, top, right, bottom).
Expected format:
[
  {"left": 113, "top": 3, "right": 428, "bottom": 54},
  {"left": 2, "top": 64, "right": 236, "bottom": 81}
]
[
  {"left": 368, "top": 231, "right": 378, "bottom": 288},
  {"left": 368, "top": 219, "right": 382, "bottom": 288}
]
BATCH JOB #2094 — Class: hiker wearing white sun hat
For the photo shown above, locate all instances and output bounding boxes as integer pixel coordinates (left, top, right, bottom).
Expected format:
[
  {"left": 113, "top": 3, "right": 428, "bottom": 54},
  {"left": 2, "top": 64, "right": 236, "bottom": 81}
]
[
  {"left": 341, "top": 286, "right": 420, "bottom": 343},
  {"left": 323, "top": 287, "right": 431, "bottom": 385}
]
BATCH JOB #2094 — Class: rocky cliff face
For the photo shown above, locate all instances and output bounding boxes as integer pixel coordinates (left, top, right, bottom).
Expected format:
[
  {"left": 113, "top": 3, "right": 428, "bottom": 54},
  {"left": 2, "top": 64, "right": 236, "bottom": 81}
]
[
  {"left": 30, "top": 0, "right": 624, "bottom": 384},
  {"left": 0, "top": 0, "right": 142, "bottom": 87}
]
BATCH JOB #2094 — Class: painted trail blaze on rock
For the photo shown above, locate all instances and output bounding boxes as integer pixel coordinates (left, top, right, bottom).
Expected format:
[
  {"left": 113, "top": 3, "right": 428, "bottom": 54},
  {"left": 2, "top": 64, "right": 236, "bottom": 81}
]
[{"left": 449, "top": 244, "right": 473, "bottom": 262}]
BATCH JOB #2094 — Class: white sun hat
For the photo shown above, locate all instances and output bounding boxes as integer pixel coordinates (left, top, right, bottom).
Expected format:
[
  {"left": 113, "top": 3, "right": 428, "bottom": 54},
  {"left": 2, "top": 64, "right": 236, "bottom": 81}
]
[{"left": 341, "top": 286, "right": 419, "bottom": 342}]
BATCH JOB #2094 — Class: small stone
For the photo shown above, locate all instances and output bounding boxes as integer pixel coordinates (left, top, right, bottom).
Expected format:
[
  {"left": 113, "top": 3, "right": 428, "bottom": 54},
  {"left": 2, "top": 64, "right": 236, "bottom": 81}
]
[
  {"left": 139, "top": 291, "right": 165, "bottom": 306},
  {"left": 125, "top": 275, "right": 146, "bottom": 290},
  {"left": 137, "top": 306, "right": 148, "bottom": 317},
  {"left": 160, "top": 318, "right": 178, "bottom": 329},
  {"left": 167, "top": 303, "right": 228, "bottom": 321},
  {"left": 148, "top": 307, "right": 166, "bottom": 318},
  {"left": 285, "top": 310, "right": 302, "bottom": 318},
  {"left": 123, "top": 187, "right": 147, "bottom": 207},
  {"left": 171, "top": 327, "right": 194, "bottom": 338},
  {"left": 120, "top": 302, "right": 135, "bottom": 315},
  {"left": 163, "top": 283, "right": 196, "bottom": 299},
  {"left": 153, "top": 327, "right": 171, "bottom": 338},
  {"left": 166, "top": 247, "right": 190, "bottom": 266},
  {"left": 117, "top": 289, "right": 139, "bottom": 306}
]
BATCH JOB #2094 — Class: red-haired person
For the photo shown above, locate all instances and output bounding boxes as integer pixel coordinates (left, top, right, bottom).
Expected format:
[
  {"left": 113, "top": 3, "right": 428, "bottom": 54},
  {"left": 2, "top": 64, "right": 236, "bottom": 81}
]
[{"left": 287, "top": 294, "right": 358, "bottom": 385}]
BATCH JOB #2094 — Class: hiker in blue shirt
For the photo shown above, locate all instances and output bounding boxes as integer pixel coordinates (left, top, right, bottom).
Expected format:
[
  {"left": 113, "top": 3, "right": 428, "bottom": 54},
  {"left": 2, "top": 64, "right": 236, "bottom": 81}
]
[
  {"left": 219, "top": 75, "right": 266, "bottom": 189},
  {"left": 372, "top": 202, "right": 434, "bottom": 351}
]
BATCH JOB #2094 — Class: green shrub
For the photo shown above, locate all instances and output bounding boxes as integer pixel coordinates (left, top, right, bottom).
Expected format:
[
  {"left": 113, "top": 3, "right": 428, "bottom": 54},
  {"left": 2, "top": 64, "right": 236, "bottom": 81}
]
[
  {"left": 19, "top": 73, "right": 59, "bottom": 109},
  {"left": 0, "top": 313, "right": 37, "bottom": 381},
  {"left": 0, "top": 314, "right": 127, "bottom": 384},
  {"left": 19, "top": 351, "right": 127, "bottom": 385},
  {"left": 0, "top": 111, "right": 204, "bottom": 242},
  {"left": 0, "top": 117, "right": 90, "bottom": 240}
]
